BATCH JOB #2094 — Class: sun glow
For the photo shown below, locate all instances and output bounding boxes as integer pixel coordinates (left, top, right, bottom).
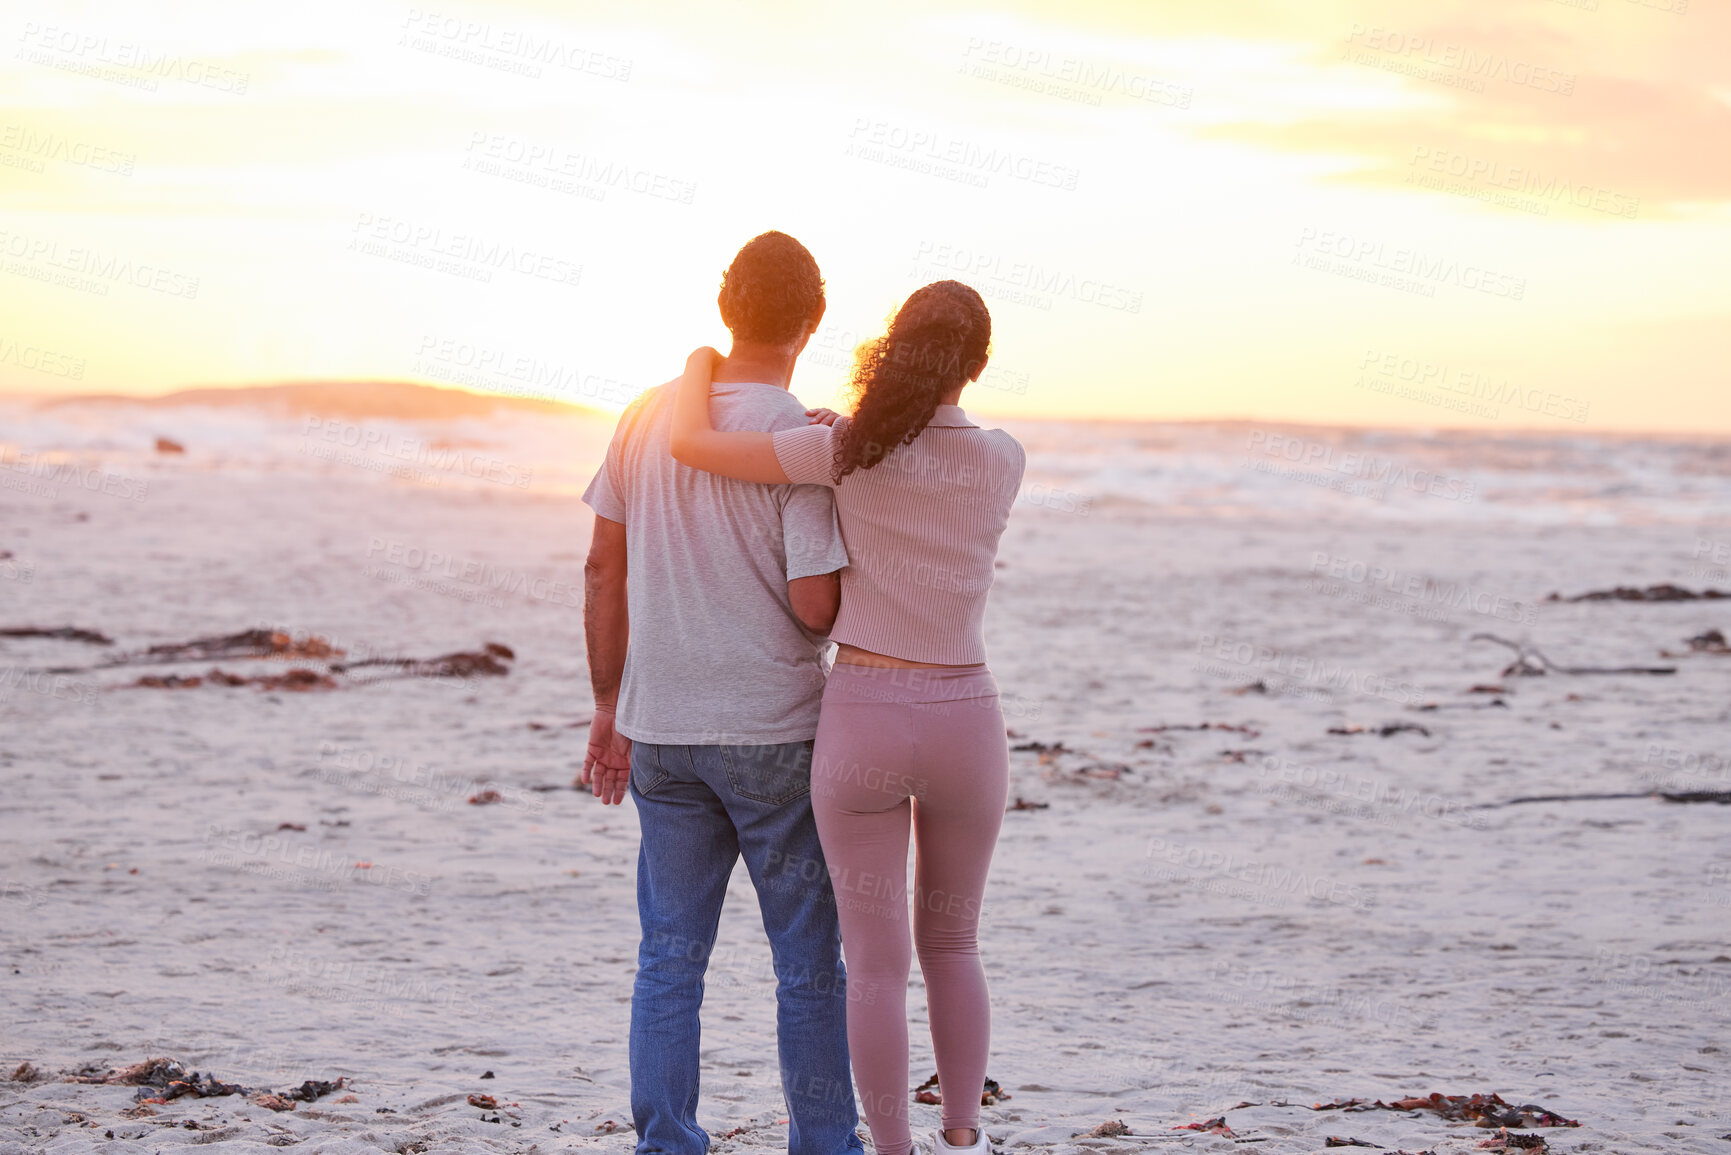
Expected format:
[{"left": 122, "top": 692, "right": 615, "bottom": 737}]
[{"left": 2, "top": 0, "right": 1728, "bottom": 431}]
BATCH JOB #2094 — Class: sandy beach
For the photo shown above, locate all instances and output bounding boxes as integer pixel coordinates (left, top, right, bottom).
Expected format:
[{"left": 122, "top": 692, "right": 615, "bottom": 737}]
[{"left": 2, "top": 390, "right": 1728, "bottom": 1155}]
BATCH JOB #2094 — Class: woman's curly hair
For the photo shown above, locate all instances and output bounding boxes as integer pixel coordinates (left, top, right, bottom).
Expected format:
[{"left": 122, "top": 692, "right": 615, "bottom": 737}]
[{"left": 834, "top": 280, "right": 991, "bottom": 481}]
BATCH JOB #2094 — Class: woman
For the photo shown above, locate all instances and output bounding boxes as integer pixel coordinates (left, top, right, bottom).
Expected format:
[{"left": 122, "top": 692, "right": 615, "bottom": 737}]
[{"left": 669, "top": 280, "right": 1024, "bottom": 1155}]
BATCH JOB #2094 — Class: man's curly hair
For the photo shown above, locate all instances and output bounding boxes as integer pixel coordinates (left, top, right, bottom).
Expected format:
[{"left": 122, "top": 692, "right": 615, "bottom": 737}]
[{"left": 718, "top": 231, "right": 825, "bottom": 345}]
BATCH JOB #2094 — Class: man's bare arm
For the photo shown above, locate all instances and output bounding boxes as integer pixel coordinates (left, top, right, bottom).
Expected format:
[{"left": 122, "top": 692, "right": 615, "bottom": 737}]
[
  {"left": 581, "top": 515, "right": 632, "bottom": 804},
  {"left": 788, "top": 572, "right": 841, "bottom": 635}
]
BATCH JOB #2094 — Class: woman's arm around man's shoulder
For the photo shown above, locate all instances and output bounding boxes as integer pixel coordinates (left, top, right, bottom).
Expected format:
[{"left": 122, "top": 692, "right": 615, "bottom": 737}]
[{"left": 668, "top": 346, "right": 791, "bottom": 484}]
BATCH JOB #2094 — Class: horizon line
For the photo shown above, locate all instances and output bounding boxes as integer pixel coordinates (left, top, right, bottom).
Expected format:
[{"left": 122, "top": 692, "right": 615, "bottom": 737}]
[{"left": 1, "top": 378, "right": 1726, "bottom": 442}]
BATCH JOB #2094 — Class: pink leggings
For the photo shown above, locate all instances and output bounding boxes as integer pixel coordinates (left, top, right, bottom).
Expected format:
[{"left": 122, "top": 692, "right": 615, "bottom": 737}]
[{"left": 812, "top": 662, "right": 1009, "bottom": 1155}]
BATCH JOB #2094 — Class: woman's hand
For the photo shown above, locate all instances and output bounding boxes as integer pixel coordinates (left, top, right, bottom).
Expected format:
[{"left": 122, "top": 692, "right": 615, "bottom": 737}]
[{"left": 805, "top": 407, "right": 843, "bottom": 427}]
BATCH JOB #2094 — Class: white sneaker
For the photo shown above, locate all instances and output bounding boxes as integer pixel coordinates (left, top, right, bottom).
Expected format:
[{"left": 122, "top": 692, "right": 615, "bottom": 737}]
[{"left": 934, "top": 1128, "right": 989, "bottom": 1155}]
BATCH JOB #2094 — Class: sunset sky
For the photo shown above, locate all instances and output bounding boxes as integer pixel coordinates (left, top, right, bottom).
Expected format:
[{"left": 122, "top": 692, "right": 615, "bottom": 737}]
[{"left": 2, "top": 0, "right": 1728, "bottom": 430}]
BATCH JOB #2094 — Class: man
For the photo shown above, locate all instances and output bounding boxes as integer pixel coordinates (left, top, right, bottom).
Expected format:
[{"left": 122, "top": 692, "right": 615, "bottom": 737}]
[{"left": 580, "top": 231, "right": 864, "bottom": 1155}]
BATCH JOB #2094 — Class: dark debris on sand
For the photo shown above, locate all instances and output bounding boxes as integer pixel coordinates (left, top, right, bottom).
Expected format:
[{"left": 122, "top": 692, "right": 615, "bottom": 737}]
[
  {"left": 1413, "top": 698, "right": 1508, "bottom": 712},
  {"left": 68, "top": 1057, "right": 244, "bottom": 1102},
  {"left": 1478, "top": 789, "right": 1731, "bottom": 808},
  {"left": 1066, "top": 763, "right": 1134, "bottom": 782},
  {"left": 1478, "top": 1130, "right": 1549, "bottom": 1150},
  {"left": 1329, "top": 722, "right": 1432, "bottom": 737},
  {"left": 113, "top": 634, "right": 515, "bottom": 690},
  {"left": 113, "top": 629, "right": 344, "bottom": 666},
  {"left": 132, "top": 673, "right": 206, "bottom": 689},
  {"left": 133, "top": 667, "right": 337, "bottom": 691},
  {"left": 1011, "top": 740, "right": 1070, "bottom": 757},
  {"left": 1311, "top": 1092, "right": 1579, "bottom": 1130},
  {"left": 63, "top": 1057, "right": 345, "bottom": 1106},
  {"left": 1662, "top": 628, "right": 1731, "bottom": 657},
  {"left": 1689, "top": 628, "right": 1730, "bottom": 653},
  {"left": 911, "top": 1074, "right": 1010, "bottom": 1106},
  {"left": 284, "top": 1078, "right": 346, "bottom": 1101},
  {"left": 1546, "top": 583, "right": 1728, "bottom": 602},
  {"left": 1139, "top": 721, "right": 1261, "bottom": 737},
  {"left": 334, "top": 642, "right": 515, "bottom": 679},
  {"left": 46, "top": 629, "right": 513, "bottom": 685},
  {"left": 0, "top": 626, "right": 113, "bottom": 645}
]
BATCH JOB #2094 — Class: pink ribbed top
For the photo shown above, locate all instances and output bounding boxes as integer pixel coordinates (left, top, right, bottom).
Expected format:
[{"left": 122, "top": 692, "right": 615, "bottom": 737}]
[{"left": 772, "top": 405, "right": 1025, "bottom": 665}]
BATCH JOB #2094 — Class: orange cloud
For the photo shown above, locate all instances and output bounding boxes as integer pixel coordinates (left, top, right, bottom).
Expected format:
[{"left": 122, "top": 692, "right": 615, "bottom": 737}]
[{"left": 1203, "top": 6, "right": 1731, "bottom": 211}]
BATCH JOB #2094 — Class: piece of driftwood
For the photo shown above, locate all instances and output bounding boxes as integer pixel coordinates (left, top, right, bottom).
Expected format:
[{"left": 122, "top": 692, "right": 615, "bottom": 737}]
[
  {"left": 1413, "top": 698, "right": 1508, "bottom": 712},
  {"left": 1472, "top": 791, "right": 1731, "bottom": 809},
  {"left": 1470, "top": 634, "right": 1675, "bottom": 676},
  {"left": 1329, "top": 721, "right": 1431, "bottom": 737},
  {"left": 0, "top": 626, "right": 113, "bottom": 645},
  {"left": 1139, "top": 722, "right": 1261, "bottom": 738},
  {"left": 1546, "top": 583, "right": 1729, "bottom": 602}
]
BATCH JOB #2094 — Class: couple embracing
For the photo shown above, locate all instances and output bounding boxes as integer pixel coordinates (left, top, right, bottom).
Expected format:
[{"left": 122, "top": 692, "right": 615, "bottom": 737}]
[{"left": 579, "top": 230, "right": 1024, "bottom": 1155}]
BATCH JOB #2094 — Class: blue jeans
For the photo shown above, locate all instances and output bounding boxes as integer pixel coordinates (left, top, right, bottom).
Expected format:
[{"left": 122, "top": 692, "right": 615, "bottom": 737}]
[{"left": 629, "top": 740, "right": 864, "bottom": 1155}]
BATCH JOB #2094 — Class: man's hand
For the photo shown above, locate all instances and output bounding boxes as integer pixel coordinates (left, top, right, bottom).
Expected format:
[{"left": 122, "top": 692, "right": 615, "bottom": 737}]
[
  {"left": 805, "top": 407, "right": 843, "bottom": 426},
  {"left": 580, "top": 707, "right": 633, "bottom": 805}
]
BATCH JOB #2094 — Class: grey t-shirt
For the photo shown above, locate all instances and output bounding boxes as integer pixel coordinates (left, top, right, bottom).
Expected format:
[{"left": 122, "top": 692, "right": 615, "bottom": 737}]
[{"left": 581, "top": 380, "right": 849, "bottom": 745}]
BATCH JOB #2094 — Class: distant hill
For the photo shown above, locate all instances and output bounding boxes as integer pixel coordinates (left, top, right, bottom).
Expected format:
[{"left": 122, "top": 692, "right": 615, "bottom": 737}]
[{"left": 35, "top": 380, "right": 608, "bottom": 422}]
